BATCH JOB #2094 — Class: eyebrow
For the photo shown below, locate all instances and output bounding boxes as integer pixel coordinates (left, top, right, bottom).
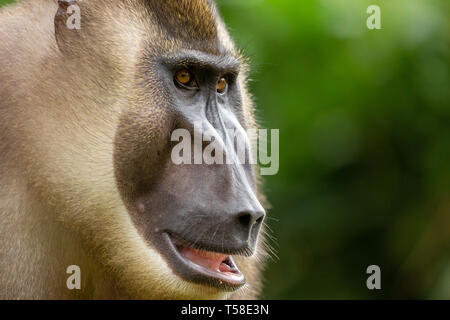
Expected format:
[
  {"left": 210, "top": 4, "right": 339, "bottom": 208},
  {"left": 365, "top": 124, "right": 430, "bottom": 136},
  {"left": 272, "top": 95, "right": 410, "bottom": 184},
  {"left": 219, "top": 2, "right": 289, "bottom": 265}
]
[{"left": 162, "top": 50, "right": 241, "bottom": 75}]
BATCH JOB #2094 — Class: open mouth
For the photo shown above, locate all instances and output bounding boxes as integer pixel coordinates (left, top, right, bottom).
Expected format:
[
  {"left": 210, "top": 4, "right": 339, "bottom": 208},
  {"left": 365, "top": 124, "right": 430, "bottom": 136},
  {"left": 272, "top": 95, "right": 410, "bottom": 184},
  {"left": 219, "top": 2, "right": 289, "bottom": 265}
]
[{"left": 164, "top": 233, "right": 245, "bottom": 289}]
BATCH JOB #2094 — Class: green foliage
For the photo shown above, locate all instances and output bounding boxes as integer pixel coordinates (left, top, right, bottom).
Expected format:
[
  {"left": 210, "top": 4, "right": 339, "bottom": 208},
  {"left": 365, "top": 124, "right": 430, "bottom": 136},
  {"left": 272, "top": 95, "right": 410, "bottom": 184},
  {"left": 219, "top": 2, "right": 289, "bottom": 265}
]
[{"left": 0, "top": 0, "right": 14, "bottom": 7}]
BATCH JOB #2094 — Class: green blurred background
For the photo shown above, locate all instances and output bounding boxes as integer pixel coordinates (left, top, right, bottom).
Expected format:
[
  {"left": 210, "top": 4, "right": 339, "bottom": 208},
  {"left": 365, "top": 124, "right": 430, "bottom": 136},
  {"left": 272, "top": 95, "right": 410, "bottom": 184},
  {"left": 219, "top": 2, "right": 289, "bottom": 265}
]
[
  {"left": 1, "top": 0, "right": 448, "bottom": 299},
  {"left": 215, "top": 0, "right": 449, "bottom": 299}
]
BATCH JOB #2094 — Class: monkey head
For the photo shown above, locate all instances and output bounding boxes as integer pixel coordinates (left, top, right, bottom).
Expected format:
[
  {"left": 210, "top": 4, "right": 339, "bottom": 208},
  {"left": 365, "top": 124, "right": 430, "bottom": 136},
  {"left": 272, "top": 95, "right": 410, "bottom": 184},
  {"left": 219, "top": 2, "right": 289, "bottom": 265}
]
[
  {"left": 111, "top": 1, "right": 267, "bottom": 298},
  {"left": 6, "top": 0, "right": 268, "bottom": 299}
]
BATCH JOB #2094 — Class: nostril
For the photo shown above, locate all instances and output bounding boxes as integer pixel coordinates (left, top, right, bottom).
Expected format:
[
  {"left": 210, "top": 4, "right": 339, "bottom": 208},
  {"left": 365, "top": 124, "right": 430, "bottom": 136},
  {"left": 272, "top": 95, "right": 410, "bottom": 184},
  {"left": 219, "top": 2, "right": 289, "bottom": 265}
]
[
  {"left": 255, "top": 215, "right": 264, "bottom": 226},
  {"left": 238, "top": 213, "right": 252, "bottom": 229},
  {"left": 237, "top": 211, "right": 265, "bottom": 230},
  {"left": 231, "top": 211, "right": 265, "bottom": 249}
]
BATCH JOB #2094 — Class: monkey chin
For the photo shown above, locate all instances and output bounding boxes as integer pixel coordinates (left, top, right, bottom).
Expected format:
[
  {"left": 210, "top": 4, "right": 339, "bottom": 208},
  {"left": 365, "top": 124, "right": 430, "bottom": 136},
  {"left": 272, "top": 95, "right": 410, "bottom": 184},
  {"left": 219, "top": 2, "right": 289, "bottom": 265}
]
[
  {"left": 127, "top": 232, "right": 249, "bottom": 299},
  {"left": 144, "top": 246, "right": 241, "bottom": 300},
  {"left": 101, "top": 216, "right": 249, "bottom": 300},
  {"left": 166, "top": 278, "right": 236, "bottom": 301},
  {"left": 163, "top": 232, "right": 247, "bottom": 290}
]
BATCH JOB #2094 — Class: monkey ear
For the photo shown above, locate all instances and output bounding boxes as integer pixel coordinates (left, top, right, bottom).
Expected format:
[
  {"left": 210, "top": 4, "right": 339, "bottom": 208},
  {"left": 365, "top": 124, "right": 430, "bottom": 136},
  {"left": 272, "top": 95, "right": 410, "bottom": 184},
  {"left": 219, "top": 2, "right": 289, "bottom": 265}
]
[{"left": 54, "top": 0, "right": 81, "bottom": 54}]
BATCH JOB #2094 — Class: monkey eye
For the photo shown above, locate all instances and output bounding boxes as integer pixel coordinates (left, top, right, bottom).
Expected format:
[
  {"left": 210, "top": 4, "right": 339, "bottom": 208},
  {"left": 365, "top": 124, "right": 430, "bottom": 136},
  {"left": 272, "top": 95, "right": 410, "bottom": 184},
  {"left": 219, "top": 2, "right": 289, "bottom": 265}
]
[
  {"left": 174, "top": 68, "right": 198, "bottom": 89},
  {"left": 217, "top": 77, "right": 228, "bottom": 94}
]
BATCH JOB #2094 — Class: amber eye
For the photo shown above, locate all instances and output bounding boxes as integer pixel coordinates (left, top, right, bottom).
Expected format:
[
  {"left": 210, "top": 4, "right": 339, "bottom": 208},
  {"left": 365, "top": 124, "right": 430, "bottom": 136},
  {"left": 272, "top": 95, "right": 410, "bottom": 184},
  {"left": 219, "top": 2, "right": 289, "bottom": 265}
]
[
  {"left": 217, "top": 77, "right": 227, "bottom": 94},
  {"left": 175, "top": 68, "right": 198, "bottom": 89},
  {"left": 175, "top": 69, "right": 192, "bottom": 85}
]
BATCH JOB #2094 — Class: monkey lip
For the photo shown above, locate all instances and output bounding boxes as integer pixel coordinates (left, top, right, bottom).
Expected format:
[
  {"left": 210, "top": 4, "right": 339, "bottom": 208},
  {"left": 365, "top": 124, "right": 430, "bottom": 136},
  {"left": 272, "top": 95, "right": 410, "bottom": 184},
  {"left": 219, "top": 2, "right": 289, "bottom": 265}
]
[
  {"left": 178, "top": 245, "right": 243, "bottom": 280},
  {"left": 164, "top": 233, "right": 245, "bottom": 289}
]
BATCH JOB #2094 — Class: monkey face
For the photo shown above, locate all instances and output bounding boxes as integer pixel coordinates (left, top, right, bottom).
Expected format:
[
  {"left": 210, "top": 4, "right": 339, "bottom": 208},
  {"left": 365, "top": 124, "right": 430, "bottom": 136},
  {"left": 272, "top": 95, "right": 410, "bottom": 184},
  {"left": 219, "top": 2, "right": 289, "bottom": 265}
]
[
  {"left": 0, "top": 0, "right": 268, "bottom": 299},
  {"left": 114, "top": 47, "right": 265, "bottom": 292}
]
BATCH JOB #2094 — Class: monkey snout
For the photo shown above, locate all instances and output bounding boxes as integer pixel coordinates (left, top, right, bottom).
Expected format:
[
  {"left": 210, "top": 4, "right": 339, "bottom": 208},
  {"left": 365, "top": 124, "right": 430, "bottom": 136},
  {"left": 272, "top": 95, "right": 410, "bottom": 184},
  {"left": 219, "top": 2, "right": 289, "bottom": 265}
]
[{"left": 225, "top": 209, "right": 265, "bottom": 254}]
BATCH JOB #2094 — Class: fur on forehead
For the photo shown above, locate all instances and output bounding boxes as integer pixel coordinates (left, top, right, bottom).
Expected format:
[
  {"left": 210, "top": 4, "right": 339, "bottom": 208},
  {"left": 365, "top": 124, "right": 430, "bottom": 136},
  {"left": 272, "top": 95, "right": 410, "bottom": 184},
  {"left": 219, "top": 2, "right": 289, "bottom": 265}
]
[
  {"left": 136, "top": 0, "right": 243, "bottom": 65},
  {"left": 145, "top": 0, "right": 218, "bottom": 43}
]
